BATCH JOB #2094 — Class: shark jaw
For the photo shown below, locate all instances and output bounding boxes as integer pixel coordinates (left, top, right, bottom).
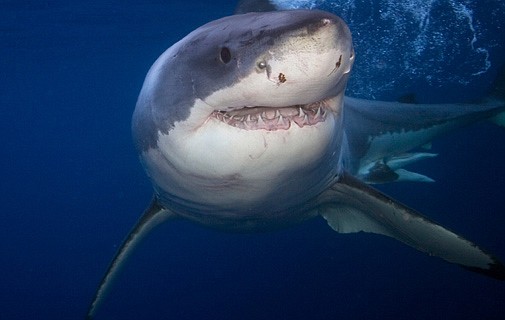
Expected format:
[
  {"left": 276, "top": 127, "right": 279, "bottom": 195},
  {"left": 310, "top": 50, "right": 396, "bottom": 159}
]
[
  {"left": 211, "top": 98, "right": 333, "bottom": 131},
  {"left": 146, "top": 94, "right": 343, "bottom": 217}
]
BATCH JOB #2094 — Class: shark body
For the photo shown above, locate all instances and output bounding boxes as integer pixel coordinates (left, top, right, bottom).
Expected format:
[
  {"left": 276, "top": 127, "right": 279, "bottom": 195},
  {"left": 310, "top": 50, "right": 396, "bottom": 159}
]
[{"left": 87, "top": 9, "right": 505, "bottom": 319}]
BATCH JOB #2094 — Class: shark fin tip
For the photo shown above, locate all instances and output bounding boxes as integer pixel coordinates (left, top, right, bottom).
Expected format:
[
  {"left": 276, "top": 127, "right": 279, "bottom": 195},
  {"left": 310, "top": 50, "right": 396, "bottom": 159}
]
[{"left": 463, "top": 259, "right": 505, "bottom": 281}]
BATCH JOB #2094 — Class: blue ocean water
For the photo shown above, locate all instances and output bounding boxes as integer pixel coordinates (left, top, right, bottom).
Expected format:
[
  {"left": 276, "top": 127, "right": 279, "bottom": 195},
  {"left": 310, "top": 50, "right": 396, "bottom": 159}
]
[{"left": 1, "top": 1, "right": 504, "bottom": 319}]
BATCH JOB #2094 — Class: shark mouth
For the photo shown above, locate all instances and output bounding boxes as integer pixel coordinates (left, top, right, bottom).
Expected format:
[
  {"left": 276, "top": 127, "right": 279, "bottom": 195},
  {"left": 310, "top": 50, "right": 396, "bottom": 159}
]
[{"left": 211, "top": 99, "right": 331, "bottom": 131}]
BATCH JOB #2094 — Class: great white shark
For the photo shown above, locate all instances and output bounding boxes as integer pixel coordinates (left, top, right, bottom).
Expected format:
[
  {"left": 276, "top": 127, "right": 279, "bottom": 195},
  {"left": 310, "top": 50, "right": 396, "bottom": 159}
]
[{"left": 86, "top": 9, "right": 505, "bottom": 318}]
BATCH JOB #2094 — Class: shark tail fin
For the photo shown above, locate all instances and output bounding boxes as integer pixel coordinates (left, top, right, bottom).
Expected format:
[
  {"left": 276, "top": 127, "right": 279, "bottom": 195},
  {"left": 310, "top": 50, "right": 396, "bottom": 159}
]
[
  {"left": 86, "top": 198, "right": 177, "bottom": 319},
  {"left": 318, "top": 173, "right": 505, "bottom": 280},
  {"left": 491, "top": 112, "right": 505, "bottom": 128}
]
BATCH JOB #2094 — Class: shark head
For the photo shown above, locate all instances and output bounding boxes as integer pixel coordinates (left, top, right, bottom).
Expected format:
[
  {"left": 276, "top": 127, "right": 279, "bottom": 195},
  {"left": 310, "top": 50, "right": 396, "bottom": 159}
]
[{"left": 132, "top": 10, "right": 354, "bottom": 222}]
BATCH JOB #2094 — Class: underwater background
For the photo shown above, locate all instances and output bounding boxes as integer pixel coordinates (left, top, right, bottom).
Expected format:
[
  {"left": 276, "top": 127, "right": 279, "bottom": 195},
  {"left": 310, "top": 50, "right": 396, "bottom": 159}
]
[{"left": 1, "top": 0, "right": 505, "bottom": 319}]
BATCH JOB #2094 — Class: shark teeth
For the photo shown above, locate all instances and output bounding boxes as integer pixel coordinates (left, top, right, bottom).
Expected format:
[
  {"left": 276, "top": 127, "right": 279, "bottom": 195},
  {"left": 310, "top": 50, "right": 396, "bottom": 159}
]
[{"left": 212, "top": 100, "right": 331, "bottom": 131}]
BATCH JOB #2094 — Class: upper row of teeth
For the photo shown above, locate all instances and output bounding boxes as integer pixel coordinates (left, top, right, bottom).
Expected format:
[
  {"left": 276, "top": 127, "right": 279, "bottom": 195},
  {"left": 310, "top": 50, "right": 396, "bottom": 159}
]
[{"left": 218, "top": 107, "right": 326, "bottom": 123}]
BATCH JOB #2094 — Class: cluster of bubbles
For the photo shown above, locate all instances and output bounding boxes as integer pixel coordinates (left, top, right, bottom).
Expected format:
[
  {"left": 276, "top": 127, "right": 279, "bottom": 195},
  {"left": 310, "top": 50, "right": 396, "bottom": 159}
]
[{"left": 271, "top": 0, "right": 505, "bottom": 101}]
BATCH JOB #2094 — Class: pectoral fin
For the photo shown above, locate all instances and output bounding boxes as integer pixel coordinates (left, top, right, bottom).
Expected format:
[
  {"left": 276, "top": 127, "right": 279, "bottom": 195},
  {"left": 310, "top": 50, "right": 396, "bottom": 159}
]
[
  {"left": 86, "top": 197, "right": 178, "bottom": 319},
  {"left": 318, "top": 173, "right": 505, "bottom": 280}
]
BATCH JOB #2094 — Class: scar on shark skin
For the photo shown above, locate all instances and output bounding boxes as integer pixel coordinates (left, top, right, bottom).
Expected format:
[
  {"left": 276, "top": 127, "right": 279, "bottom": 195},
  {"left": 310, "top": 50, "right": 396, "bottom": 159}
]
[
  {"left": 327, "top": 54, "right": 342, "bottom": 77},
  {"left": 336, "top": 54, "right": 342, "bottom": 68},
  {"left": 278, "top": 72, "right": 286, "bottom": 83}
]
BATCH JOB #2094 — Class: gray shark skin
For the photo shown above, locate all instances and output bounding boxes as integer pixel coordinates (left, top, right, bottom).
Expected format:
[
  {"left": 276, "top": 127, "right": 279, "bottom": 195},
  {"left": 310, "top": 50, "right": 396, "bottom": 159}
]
[{"left": 86, "top": 10, "right": 505, "bottom": 319}]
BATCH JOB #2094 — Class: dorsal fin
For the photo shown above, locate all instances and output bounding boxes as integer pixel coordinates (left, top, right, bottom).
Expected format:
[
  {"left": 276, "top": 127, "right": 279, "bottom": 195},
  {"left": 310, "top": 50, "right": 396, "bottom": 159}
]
[
  {"left": 488, "top": 63, "right": 505, "bottom": 101},
  {"left": 488, "top": 64, "right": 505, "bottom": 127},
  {"left": 86, "top": 198, "right": 177, "bottom": 319},
  {"left": 235, "top": 0, "right": 277, "bottom": 14},
  {"left": 397, "top": 92, "right": 418, "bottom": 104}
]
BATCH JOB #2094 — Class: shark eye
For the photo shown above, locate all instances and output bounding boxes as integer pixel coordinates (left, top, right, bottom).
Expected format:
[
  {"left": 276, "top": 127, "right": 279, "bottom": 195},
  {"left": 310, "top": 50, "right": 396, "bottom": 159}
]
[{"left": 220, "top": 47, "right": 232, "bottom": 64}]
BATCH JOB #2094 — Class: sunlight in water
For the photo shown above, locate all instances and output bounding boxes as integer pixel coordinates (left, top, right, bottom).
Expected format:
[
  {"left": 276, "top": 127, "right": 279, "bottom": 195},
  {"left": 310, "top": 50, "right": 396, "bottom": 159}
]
[{"left": 272, "top": 0, "right": 504, "bottom": 98}]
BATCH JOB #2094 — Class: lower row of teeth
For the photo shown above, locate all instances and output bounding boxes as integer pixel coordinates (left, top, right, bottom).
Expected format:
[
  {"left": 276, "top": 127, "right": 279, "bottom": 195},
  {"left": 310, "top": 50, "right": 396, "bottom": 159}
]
[{"left": 214, "top": 107, "right": 327, "bottom": 130}]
